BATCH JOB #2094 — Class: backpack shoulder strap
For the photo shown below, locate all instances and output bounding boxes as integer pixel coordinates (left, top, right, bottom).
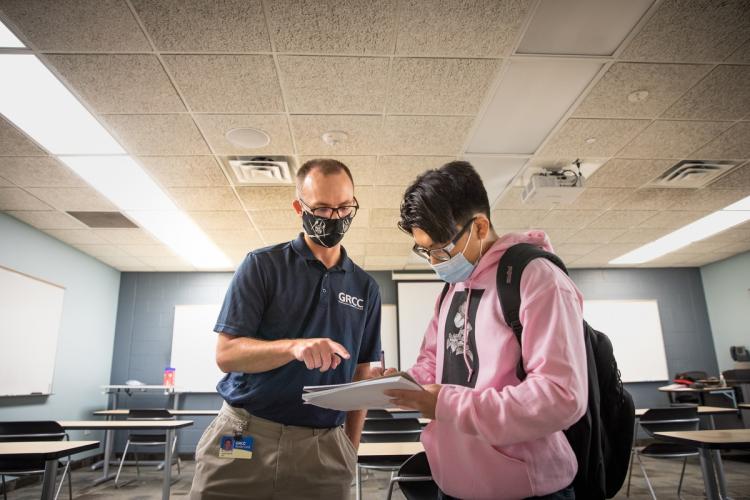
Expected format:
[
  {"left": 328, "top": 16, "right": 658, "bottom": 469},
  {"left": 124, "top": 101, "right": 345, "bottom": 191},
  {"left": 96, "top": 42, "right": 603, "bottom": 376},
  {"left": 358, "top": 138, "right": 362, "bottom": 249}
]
[
  {"left": 437, "top": 282, "right": 450, "bottom": 312},
  {"left": 496, "top": 243, "right": 569, "bottom": 381}
]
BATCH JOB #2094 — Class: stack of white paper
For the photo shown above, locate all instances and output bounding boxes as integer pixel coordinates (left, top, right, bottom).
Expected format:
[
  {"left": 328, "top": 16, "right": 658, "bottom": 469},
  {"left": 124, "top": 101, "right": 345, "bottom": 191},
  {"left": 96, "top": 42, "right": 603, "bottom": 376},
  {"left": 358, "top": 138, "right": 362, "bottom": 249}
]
[{"left": 302, "top": 372, "right": 424, "bottom": 411}]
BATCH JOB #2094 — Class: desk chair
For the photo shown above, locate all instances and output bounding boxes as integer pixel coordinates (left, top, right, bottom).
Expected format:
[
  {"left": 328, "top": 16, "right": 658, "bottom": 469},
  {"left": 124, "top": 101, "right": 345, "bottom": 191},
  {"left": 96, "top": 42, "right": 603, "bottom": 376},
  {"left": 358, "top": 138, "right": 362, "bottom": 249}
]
[
  {"left": 114, "top": 409, "right": 180, "bottom": 487},
  {"left": 627, "top": 407, "right": 699, "bottom": 500},
  {"left": 357, "top": 413, "right": 422, "bottom": 500},
  {"left": 385, "top": 451, "right": 436, "bottom": 500},
  {"left": 0, "top": 421, "right": 73, "bottom": 500}
]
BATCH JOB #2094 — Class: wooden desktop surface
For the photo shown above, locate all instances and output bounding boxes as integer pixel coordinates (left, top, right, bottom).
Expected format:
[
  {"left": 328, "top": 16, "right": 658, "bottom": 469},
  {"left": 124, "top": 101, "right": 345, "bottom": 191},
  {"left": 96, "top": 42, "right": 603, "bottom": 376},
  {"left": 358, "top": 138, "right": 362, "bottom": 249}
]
[
  {"left": 655, "top": 429, "right": 750, "bottom": 450},
  {"left": 0, "top": 441, "right": 99, "bottom": 459},
  {"left": 58, "top": 420, "right": 193, "bottom": 430}
]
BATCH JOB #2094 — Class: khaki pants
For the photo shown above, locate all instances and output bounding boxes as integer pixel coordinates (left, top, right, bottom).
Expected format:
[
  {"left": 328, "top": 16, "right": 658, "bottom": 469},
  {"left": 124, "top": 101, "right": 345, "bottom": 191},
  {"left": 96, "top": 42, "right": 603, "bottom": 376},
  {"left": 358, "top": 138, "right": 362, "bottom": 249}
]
[{"left": 189, "top": 402, "right": 356, "bottom": 500}]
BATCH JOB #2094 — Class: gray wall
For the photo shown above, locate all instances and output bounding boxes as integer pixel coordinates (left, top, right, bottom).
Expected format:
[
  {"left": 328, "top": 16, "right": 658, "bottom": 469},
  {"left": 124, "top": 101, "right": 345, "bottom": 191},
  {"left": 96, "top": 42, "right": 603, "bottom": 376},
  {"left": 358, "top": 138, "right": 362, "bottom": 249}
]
[
  {"left": 0, "top": 213, "right": 121, "bottom": 460},
  {"left": 111, "top": 267, "right": 717, "bottom": 453}
]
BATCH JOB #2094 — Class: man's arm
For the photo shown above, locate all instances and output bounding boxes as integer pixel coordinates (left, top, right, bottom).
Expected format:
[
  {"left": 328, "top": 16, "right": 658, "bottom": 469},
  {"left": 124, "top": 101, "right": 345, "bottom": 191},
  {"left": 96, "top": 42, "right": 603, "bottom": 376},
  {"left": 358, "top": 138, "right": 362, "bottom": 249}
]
[
  {"left": 344, "top": 362, "right": 374, "bottom": 448},
  {"left": 216, "top": 333, "right": 350, "bottom": 374}
]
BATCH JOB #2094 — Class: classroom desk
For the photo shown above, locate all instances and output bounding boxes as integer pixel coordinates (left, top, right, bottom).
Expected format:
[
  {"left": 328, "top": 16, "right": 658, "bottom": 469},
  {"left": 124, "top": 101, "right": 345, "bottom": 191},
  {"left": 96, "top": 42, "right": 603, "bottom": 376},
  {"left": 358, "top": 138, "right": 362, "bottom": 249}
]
[
  {"left": 357, "top": 441, "right": 424, "bottom": 460},
  {"left": 93, "top": 409, "right": 218, "bottom": 417},
  {"left": 57, "top": 420, "right": 192, "bottom": 500},
  {"left": 739, "top": 403, "right": 750, "bottom": 409},
  {"left": 655, "top": 430, "right": 750, "bottom": 500},
  {"left": 658, "top": 384, "right": 738, "bottom": 407},
  {"left": 0, "top": 441, "right": 99, "bottom": 500},
  {"left": 635, "top": 406, "right": 738, "bottom": 417}
]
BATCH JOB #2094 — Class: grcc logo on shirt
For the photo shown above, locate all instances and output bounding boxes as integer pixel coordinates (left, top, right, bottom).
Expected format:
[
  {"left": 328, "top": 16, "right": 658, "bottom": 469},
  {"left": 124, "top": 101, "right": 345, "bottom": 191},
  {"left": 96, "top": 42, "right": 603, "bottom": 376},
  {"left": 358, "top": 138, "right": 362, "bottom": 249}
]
[{"left": 338, "top": 292, "right": 364, "bottom": 311}]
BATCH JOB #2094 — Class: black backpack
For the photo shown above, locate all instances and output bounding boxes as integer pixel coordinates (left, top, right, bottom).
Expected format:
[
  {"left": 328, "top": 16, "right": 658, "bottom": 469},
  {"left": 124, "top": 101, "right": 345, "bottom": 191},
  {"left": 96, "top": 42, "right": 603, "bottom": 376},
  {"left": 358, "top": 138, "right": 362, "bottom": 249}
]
[{"left": 438, "top": 243, "right": 635, "bottom": 499}]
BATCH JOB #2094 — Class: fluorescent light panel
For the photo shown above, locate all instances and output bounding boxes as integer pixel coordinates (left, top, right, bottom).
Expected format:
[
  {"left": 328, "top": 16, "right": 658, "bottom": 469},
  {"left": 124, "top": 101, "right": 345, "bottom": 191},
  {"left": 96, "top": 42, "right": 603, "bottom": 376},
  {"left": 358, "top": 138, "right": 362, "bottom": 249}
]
[
  {"left": 462, "top": 155, "right": 529, "bottom": 206},
  {"left": 0, "top": 20, "right": 24, "bottom": 48},
  {"left": 610, "top": 198, "right": 750, "bottom": 265},
  {"left": 517, "top": 0, "right": 655, "bottom": 56},
  {"left": 465, "top": 59, "right": 602, "bottom": 155},
  {"left": 0, "top": 54, "right": 124, "bottom": 154}
]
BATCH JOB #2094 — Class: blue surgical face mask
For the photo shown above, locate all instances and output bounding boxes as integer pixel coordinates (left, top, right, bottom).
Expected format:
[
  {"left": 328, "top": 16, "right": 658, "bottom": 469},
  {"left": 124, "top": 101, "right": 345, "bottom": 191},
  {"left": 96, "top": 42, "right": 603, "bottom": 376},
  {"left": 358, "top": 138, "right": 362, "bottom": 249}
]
[{"left": 430, "top": 225, "right": 483, "bottom": 283}]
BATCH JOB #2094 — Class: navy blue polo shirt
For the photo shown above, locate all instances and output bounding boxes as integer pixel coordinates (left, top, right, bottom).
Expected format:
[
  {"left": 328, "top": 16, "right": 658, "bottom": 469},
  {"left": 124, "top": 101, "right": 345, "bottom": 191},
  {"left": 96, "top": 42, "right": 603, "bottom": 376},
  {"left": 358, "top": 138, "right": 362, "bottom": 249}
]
[{"left": 214, "top": 233, "right": 382, "bottom": 428}]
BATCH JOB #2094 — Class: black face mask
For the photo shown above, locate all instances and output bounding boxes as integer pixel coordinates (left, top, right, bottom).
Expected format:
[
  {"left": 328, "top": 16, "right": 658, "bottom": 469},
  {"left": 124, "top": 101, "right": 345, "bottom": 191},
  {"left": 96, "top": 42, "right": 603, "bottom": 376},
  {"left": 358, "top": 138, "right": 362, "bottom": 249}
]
[{"left": 302, "top": 211, "right": 353, "bottom": 248}]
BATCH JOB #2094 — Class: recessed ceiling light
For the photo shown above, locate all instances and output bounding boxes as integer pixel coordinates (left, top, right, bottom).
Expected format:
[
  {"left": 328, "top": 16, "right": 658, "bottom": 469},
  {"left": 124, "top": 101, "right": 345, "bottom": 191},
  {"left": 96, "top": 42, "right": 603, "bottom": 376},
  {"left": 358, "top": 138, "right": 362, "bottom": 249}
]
[
  {"left": 627, "top": 90, "right": 649, "bottom": 103},
  {"left": 321, "top": 130, "right": 348, "bottom": 146},
  {"left": 225, "top": 127, "right": 270, "bottom": 149},
  {"left": 585, "top": 137, "right": 597, "bottom": 144}
]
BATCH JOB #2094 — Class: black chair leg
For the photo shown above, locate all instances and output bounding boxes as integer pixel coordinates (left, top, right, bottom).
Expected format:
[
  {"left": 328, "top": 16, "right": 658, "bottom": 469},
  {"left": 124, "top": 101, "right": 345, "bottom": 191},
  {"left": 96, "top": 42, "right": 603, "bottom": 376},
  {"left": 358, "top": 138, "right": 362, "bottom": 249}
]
[
  {"left": 2, "top": 474, "right": 7, "bottom": 500},
  {"left": 67, "top": 463, "right": 73, "bottom": 500}
]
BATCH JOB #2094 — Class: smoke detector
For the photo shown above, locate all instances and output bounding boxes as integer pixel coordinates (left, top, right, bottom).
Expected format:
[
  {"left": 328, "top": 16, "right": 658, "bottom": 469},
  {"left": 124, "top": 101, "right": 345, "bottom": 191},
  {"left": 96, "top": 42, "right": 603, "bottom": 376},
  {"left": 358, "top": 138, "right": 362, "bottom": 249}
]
[
  {"left": 321, "top": 130, "right": 348, "bottom": 146},
  {"left": 226, "top": 156, "right": 293, "bottom": 185}
]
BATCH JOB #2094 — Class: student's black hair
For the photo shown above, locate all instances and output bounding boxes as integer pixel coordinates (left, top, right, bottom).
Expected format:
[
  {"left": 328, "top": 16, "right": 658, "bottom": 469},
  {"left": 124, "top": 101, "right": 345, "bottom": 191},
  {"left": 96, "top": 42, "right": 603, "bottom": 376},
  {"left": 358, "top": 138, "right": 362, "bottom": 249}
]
[
  {"left": 296, "top": 158, "right": 354, "bottom": 191},
  {"left": 399, "top": 161, "right": 491, "bottom": 244}
]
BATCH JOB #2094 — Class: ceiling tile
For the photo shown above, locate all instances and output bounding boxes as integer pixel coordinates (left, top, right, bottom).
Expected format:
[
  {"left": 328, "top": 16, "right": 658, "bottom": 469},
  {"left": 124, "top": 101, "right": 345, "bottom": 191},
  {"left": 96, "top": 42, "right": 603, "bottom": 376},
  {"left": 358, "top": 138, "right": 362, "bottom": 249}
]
[
  {"left": 163, "top": 55, "right": 283, "bottom": 113},
  {"left": 568, "top": 243, "right": 641, "bottom": 267},
  {"left": 680, "top": 239, "right": 734, "bottom": 254},
  {"left": 0, "top": 116, "right": 46, "bottom": 156},
  {"left": 396, "top": 0, "right": 531, "bottom": 57},
  {"left": 94, "top": 228, "right": 159, "bottom": 245},
  {"left": 667, "top": 188, "right": 747, "bottom": 211},
  {"left": 554, "top": 242, "right": 601, "bottom": 256},
  {"left": 586, "top": 210, "right": 658, "bottom": 229},
  {"left": 537, "top": 119, "right": 650, "bottom": 157},
  {"left": 45, "top": 228, "right": 108, "bottom": 245},
  {"left": 662, "top": 65, "right": 750, "bottom": 120},
  {"left": 708, "top": 221, "right": 750, "bottom": 242},
  {"left": 710, "top": 162, "right": 750, "bottom": 189},
  {"left": 6, "top": 210, "right": 85, "bottom": 230},
  {"left": 26, "top": 187, "right": 116, "bottom": 212},
  {"left": 538, "top": 209, "right": 603, "bottom": 229},
  {"left": 364, "top": 256, "right": 407, "bottom": 269},
  {"left": 369, "top": 208, "right": 401, "bottom": 228},
  {"left": 494, "top": 187, "right": 555, "bottom": 210},
  {"left": 639, "top": 210, "right": 710, "bottom": 229},
  {"left": 0, "top": 177, "right": 12, "bottom": 187},
  {"left": 382, "top": 116, "right": 473, "bottom": 155},
  {"left": 298, "top": 156, "right": 378, "bottom": 185},
  {"left": 290, "top": 115, "right": 382, "bottom": 155},
  {"left": 137, "top": 156, "right": 228, "bottom": 187},
  {"left": 612, "top": 228, "right": 673, "bottom": 244},
  {"left": 491, "top": 209, "right": 548, "bottom": 228},
  {"left": 97, "top": 255, "right": 150, "bottom": 269},
  {"left": 564, "top": 188, "right": 630, "bottom": 210},
  {"left": 73, "top": 244, "right": 130, "bottom": 258},
  {"left": 567, "top": 228, "right": 627, "bottom": 244},
  {"left": 612, "top": 188, "right": 694, "bottom": 211},
  {"left": 236, "top": 186, "right": 296, "bottom": 210},
  {"left": 205, "top": 228, "right": 263, "bottom": 247},
  {"left": 693, "top": 122, "right": 750, "bottom": 159},
  {"left": 222, "top": 245, "right": 252, "bottom": 264},
  {"left": 130, "top": 0, "right": 270, "bottom": 52},
  {"left": 726, "top": 38, "right": 750, "bottom": 63},
  {"left": 365, "top": 242, "right": 412, "bottom": 256},
  {"left": 344, "top": 242, "right": 365, "bottom": 257},
  {"left": 167, "top": 187, "right": 241, "bottom": 211},
  {"left": 194, "top": 114, "right": 293, "bottom": 156},
  {"left": 248, "top": 209, "right": 300, "bottom": 229},
  {"left": 532, "top": 227, "right": 578, "bottom": 245},
  {"left": 618, "top": 120, "right": 732, "bottom": 159},
  {"left": 619, "top": 0, "right": 750, "bottom": 62},
  {"left": 103, "top": 114, "right": 209, "bottom": 155},
  {"left": 0, "top": 188, "right": 49, "bottom": 210},
  {"left": 585, "top": 159, "right": 674, "bottom": 188},
  {"left": 0, "top": 0, "right": 150, "bottom": 51},
  {"left": 572, "top": 63, "right": 711, "bottom": 119},
  {"left": 187, "top": 211, "right": 253, "bottom": 231},
  {"left": 356, "top": 186, "right": 407, "bottom": 210},
  {"left": 264, "top": 0, "right": 397, "bottom": 54},
  {"left": 46, "top": 55, "right": 184, "bottom": 114},
  {"left": 0, "top": 157, "right": 85, "bottom": 187},
  {"left": 278, "top": 56, "right": 389, "bottom": 114},
  {"left": 120, "top": 244, "right": 177, "bottom": 258},
  {"left": 376, "top": 156, "right": 456, "bottom": 185},
  {"left": 387, "top": 58, "right": 499, "bottom": 114},
  {"left": 364, "top": 228, "right": 412, "bottom": 244},
  {"left": 260, "top": 228, "right": 301, "bottom": 245},
  {"left": 137, "top": 255, "right": 194, "bottom": 269}
]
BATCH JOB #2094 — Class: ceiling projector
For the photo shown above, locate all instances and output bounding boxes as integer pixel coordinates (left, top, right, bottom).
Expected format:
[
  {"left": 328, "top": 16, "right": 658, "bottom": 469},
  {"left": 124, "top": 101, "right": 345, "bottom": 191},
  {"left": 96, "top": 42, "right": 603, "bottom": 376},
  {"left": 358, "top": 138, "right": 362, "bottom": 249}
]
[{"left": 522, "top": 161, "right": 586, "bottom": 204}]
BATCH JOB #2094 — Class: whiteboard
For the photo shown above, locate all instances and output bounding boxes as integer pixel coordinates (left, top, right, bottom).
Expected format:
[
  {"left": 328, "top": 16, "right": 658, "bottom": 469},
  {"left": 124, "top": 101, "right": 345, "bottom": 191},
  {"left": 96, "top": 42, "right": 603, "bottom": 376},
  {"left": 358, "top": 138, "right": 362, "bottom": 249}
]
[
  {"left": 380, "top": 305, "right": 398, "bottom": 370},
  {"left": 583, "top": 300, "right": 668, "bottom": 383},
  {"left": 0, "top": 266, "right": 65, "bottom": 396},
  {"left": 397, "top": 281, "right": 446, "bottom": 370},
  {"left": 170, "top": 304, "right": 224, "bottom": 393}
]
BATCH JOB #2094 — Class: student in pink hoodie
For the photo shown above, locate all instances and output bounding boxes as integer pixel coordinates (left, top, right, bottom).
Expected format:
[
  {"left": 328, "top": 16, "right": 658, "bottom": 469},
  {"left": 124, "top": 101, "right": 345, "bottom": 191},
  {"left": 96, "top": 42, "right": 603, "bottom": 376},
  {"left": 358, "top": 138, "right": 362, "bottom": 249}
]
[{"left": 385, "top": 161, "right": 588, "bottom": 500}]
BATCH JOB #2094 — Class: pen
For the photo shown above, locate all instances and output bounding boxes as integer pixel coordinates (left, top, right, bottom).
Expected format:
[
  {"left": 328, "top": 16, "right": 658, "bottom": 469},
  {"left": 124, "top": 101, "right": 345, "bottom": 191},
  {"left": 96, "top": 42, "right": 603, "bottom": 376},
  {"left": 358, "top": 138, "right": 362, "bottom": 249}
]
[{"left": 380, "top": 350, "right": 385, "bottom": 374}]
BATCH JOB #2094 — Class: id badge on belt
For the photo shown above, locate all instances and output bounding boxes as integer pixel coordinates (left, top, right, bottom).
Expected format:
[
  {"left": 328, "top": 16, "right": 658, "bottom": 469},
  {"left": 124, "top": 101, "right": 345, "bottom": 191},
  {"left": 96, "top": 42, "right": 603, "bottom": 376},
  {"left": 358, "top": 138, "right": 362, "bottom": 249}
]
[{"left": 219, "top": 432, "right": 254, "bottom": 459}]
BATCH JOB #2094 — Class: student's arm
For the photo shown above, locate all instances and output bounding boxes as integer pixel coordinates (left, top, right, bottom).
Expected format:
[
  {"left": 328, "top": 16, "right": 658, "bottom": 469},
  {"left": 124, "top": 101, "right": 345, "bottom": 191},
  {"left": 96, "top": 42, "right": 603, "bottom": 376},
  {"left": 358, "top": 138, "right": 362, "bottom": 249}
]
[
  {"left": 344, "top": 362, "right": 374, "bottom": 448},
  {"left": 436, "top": 259, "right": 588, "bottom": 447},
  {"left": 216, "top": 334, "right": 350, "bottom": 374},
  {"left": 406, "top": 293, "right": 442, "bottom": 384}
]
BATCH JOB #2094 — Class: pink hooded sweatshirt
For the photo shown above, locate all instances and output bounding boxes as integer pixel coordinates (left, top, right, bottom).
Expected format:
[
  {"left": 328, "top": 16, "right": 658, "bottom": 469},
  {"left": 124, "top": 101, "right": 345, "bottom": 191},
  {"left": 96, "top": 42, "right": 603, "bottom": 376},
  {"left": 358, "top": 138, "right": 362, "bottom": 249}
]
[{"left": 408, "top": 231, "right": 588, "bottom": 500}]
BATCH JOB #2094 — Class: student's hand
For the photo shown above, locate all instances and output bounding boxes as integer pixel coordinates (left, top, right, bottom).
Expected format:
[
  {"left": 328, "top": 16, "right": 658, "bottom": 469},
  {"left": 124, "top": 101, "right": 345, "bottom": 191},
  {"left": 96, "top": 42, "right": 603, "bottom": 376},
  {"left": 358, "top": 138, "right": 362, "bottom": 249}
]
[
  {"left": 291, "top": 338, "right": 350, "bottom": 372},
  {"left": 384, "top": 384, "right": 443, "bottom": 419},
  {"left": 383, "top": 367, "right": 398, "bottom": 376}
]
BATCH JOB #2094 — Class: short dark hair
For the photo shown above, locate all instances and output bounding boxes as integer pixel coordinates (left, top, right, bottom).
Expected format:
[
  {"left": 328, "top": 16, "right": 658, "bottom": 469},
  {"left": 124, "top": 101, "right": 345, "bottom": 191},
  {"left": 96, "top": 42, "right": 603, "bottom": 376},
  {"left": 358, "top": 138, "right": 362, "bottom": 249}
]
[
  {"left": 296, "top": 158, "right": 354, "bottom": 191},
  {"left": 399, "top": 161, "right": 491, "bottom": 243}
]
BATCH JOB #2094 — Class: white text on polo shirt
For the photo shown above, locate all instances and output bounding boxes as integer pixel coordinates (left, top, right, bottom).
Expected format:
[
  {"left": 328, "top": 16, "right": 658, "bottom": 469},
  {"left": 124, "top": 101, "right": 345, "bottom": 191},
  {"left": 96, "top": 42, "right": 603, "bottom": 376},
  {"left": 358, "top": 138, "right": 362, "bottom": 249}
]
[{"left": 338, "top": 292, "right": 364, "bottom": 311}]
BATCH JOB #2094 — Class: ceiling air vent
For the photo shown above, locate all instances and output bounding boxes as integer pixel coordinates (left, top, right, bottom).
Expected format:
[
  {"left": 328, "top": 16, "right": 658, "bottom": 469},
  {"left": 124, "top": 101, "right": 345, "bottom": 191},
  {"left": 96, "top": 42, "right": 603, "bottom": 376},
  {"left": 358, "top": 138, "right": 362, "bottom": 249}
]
[
  {"left": 648, "top": 160, "right": 743, "bottom": 189},
  {"left": 67, "top": 211, "right": 138, "bottom": 228},
  {"left": 226, "top": 156, "right": 293, "bottom": 185}
]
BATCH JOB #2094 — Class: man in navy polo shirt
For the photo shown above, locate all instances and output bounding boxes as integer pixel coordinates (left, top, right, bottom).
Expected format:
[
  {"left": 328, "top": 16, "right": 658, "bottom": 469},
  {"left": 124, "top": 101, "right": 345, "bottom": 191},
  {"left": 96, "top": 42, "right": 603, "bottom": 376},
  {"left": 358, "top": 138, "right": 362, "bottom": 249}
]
[{"left": 189, "top": 159, "right": 382, "bottom": 500}]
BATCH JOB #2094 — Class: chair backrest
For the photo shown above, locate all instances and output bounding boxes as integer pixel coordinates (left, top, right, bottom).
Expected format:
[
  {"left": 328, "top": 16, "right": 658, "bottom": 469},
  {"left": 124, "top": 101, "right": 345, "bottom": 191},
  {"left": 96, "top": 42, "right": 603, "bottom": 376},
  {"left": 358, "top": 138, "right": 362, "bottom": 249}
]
[
  {"left": 361, "top": 418, "right": 422, "bottom": 443},
  {"left": 723, "top": 369, "right": 750, "bottom": 382},
  {"left": 0, "top": 421, "right": 66, "bottom": 442},
  {"left": 397, "top": 452, "right": 438, "bottom": 500},
  {"left": 127, "top": 409, "right": 175, "bottom": 420},
  {"left": 639, "top": 407, "right": 699, "bottom": 438}
]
